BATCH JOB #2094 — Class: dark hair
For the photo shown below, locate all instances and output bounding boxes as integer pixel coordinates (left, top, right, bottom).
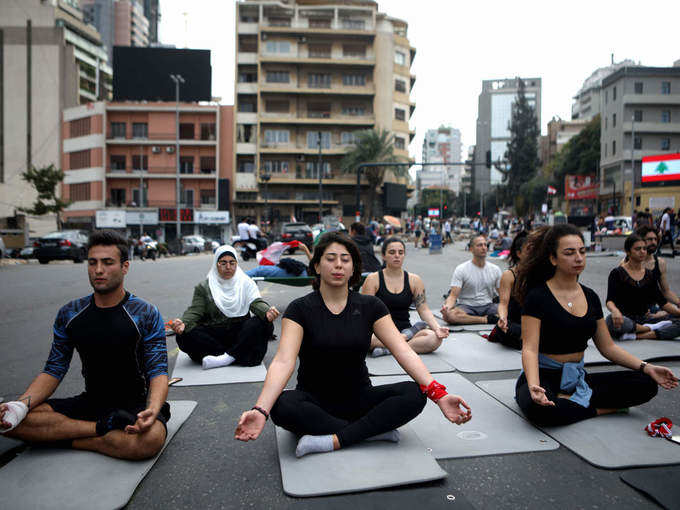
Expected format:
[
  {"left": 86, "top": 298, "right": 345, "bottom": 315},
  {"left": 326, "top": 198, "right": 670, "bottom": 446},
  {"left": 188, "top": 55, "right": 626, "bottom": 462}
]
[
  {"left": 381, "top": 236, "right": 405, "bottom": 255},
  {"left": 636, "top": 225, "right": 657, "bottom": 240},
  {"left": 350, "top": 222, "right": 366, "bottom": 235},
  {"left": 218, "top": 251, "right": 237, "bottom": 262},
  {"left": 508, "top": 231, "right": 529, "bottom": 267},
  {"left": 624, "top": 233, "right": 645, "bottom": 253},
  {"left": 87, "top": 230, "right": 129, "bottom": 263},
  {"left": 513, "top": 224, "right": 584, "bottom": 304},
  {"left": 308, "top": 232, "right": 362, "bottom": 290}
]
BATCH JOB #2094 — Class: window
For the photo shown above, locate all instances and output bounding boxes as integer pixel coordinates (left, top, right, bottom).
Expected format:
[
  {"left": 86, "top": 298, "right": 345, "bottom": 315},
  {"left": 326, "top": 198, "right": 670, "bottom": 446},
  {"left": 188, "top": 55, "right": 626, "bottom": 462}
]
[
  {"left": 238, "top": 71, "right": 257, "bottom": 83},
  {"left": 604, "top": 143, "right": 607, "bottom": 157},
  {"left": 132, "top": 186, "right": 148, "bottom": 207},
  {"left": 110, "top": 155, "right": 126, "bottom": 171},
  {"left": 394, "top": 108, "right": 406, "bottom": 121},
  {"left": 308, "top": 102, "right": 331, "bottom": 118},
  {"left": 69, "top": 183, "right": 90, "bottom": 202},
  {"left": 69, "top": 150, "right": 91, "bottom": 170},
  {"left": 180, "top": 156, "right": 194, "bottom": 174},
  {"left": 341, "top": 131, "right": 357, "bottom": 145},
  {"left": 132, "top": 122, "right": 148, "bottom": 138},
  {"left": 394, "top": 51, "right": 406, "bottom": 66},
  {"left": 70, "top": 117, "right": 91, "bottom": 138},
  {"left": 605, "top": 117, "right": 608, "bottom": 130},
  {"left": 200, "top": 156, "right": 216, "bottom": 173},
  {"left": 237, "top": 159, "right": 254, "bottom": 173},
  {"left": 237, "top": 124, "right": 254, "bottom": 143},
  {"left": 180, "top": 188, "right": 194, "bottom": 207},
  {"left": 263, "top": 160, "right": 290, "bottom": 173},
  {"left": 612, "top": 140, "right": 616, "bottom": 155},
  {"left": 266, "top": 71, "right": 290, "bottom": 83},
  {"left": 634, "top": 136, "right": 642, "bottom": 150},
  {"left": 342, "top": 73, "right": 365, "bottom": 86},
  {"left": 265, "top": 40, "right": 290, "bottom": 53},
  {"left": 308, "top": 73, "right": 331, "bottom": 88},
  {"left": 110, "top": 122, "right": 126, "bottom": 138},
  {"left": 661, "top": 110, "right": 671, "bottom": 123},
  {"left": 264, "top": 129, "right": 290, "bottom": 145},
  {"left": 309, "top": 44, "right": 331, "bottom": 58},
  {"left": 395, "top": 78, "right": 406, "bottom": 92},
  {"left": 200, "top": 123, "right": 216, "bottom": 140},
  {"left": 132, "top": 155, "right": 148, "bottom": 170},
  {"left": 661, "top": 138, "right": 670, "bottom": 150},
  {"left": 612, "top": 113, "right": 616, "bottom": 127},
  {"left": 634, "top": 82, "right": 643, "bottom": 94},
  {"left": 341, "top": 19, "right": 365, "bottom": 29},
  {"left": 309, "top": 18, "right": 331, "bottom": 28},
  {"left": 265, "top": 100, "right": 289, "bottom": 113},
  {"left": 305, "top": 161, "right": 331, "bottom": 178},
  {"left": 613, "top": 86, "right": 617, "bottom": 100},
  {"left": 604, "top": 90, "right": 608, "bottom": 104},
  {"left": 343, "top": 44, "right": 365, "bottom": 58},
  {"left": 109, "top": 188, "right": 125, "bottom": 207},
  {"left": 661, "top": 81, "right": 671, "bottom": 94},
  {"left": 394, "top": 137, "right": 405, "bottom": 150},
  {"left": 307, "top": 131, "right": 330, "bottom": 149},
  {"left": 200, "top": 189, "right": 216, "bottom": 206},
  {"left": 179, "top": 123, "right": 194, "bottom": 139},
  {"left": 238, "top": 101, "right": 256, "bottom": 112},
  {"left": 342, "top": 105, "right": 366, "bottom": 116},
  {"left": 269, "top": 17, "right": 291, "bottom": 27},
  {"left": 634, "top": 110, "right": 643, "bottom": 122}
]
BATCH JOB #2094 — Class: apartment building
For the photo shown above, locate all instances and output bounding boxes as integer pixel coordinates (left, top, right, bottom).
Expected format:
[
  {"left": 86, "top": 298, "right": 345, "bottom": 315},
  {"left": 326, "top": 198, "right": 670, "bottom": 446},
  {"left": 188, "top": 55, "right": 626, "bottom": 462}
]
[
  {"left": 60, "top": 101, "right": 233, "bottom": 241},
  {"left": 418, "top": 126, "right": 463, "bottom": 197},
  {"left": 571, "top": 59, "right": 635, "bottom": 121},
  {"left": 600, "top": 66, "right": 680, "bottom": 215},
  {"left": 234, "top": 0, "right": 415, "bottom": 226}
]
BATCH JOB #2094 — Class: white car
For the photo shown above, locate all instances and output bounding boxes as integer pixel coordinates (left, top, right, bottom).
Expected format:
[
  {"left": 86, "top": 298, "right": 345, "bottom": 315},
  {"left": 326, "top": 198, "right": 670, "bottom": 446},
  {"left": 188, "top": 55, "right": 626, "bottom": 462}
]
[{"left": 181, "top": 235, "right": 207, "bottom": 254}]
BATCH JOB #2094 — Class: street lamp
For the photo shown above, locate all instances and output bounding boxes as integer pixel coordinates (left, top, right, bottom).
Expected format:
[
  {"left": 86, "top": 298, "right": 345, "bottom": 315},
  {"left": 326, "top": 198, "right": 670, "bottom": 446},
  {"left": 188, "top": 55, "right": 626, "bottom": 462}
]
[
  {"left": 170, "top": 73, "right": 184, "bottom": 243},
  {"left": 317, "top": 131, "right": 323, "bottom": 222},
  {"left": 261, "top": 171, "right": 271, "bottom": 233}
]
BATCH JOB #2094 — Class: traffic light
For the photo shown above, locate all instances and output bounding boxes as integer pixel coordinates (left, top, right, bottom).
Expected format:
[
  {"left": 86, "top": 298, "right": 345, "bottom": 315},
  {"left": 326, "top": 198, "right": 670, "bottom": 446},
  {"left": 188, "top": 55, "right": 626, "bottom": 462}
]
[{"left": 485, "top": 150, "right": 491, "bottom": 168}]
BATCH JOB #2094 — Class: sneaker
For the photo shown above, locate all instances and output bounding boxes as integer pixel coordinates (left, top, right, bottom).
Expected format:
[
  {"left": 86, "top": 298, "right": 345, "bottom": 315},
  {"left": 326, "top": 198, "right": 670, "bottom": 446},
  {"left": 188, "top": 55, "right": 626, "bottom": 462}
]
[
  {"left": 486, "top": 314, "right": 499, "bottom": 325},
  {"left": 487, "top": 327, "right": 500, "bottom": 343}
]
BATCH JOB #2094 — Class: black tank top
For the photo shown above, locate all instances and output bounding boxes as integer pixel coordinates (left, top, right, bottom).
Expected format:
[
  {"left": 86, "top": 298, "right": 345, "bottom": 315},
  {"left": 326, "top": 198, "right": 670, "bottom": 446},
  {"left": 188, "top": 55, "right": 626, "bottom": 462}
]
[
  {"left": 375, "top": 270, "right": 413, "bottom": 331},
  {"left": 507, "top": 269, "right": 521, "bottom": 324},
  {"left": 652, "top": 255, "right": 661, "bottom": 282}
]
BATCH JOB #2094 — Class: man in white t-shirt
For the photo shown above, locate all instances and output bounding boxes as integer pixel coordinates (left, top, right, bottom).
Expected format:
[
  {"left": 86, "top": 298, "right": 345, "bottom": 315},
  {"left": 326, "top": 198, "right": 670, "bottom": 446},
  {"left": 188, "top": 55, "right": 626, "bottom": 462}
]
[
  {"left": 659, "top": 208, "right": 675, "bottom": 257},
  {"left": 440, "top": 235, "right": 502, "bottom": 325},
  {"left": 237, "top": 218, "right": 250, "bottom": 241}
]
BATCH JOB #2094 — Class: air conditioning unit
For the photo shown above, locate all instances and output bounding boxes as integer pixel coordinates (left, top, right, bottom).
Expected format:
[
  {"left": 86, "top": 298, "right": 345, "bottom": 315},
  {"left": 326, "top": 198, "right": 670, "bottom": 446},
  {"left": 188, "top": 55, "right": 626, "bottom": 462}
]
[
  {"left": 166, "top": 146, "right": 175, "bottom": 154},
  {"left": 151, "top": 146, "right": 161, "bottom": 154}
]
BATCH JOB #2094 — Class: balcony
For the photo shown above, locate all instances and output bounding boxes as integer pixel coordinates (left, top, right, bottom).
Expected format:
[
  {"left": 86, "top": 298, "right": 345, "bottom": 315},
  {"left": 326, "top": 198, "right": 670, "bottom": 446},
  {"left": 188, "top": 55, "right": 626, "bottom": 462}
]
[
  {"left": 238, "top": 22, "right": 258, "bottom": 34},
  {"left": 260, "top": 19, "right": 375, "bottom": 36},
  {"left": 235, "top": 172, "right": 258, "bottom": 190},
  {"left": 259, "top": 53, "right": 374, "bottom": 67},
  {"left": 258, "top": 168, "right": 367, "bottom": 186},
  {"left": 106, "top": 132, "right": 217, "bottom": 145},
  {"left": 106, "top": 167, "right": 217, "bottom": 179},
  {"left": 236, "top": 82, "right": 258, "bottom": 94},
  {"left": 237, "top": 52, "right": 258, "bottom": 64},
  {"left": 259, "top": 84, "right": 375, "bottom": 96},
  {"left": 258, "top": 143, "right": 349, "bottom": 156},
  {"left": 237, "top": 112, "right": 258, "bottom": 124},
  {"left": 621, "top": 121, "right": 680, "bottom": 134},
  {"left": 258, "top": 112, "right": 374, "bottom": 126},
  {"left": 623, "top": 94, "right": 680, "bottom": 106},
  {"left": 236, "top": 142, "right": 257, "bottom": 154}
]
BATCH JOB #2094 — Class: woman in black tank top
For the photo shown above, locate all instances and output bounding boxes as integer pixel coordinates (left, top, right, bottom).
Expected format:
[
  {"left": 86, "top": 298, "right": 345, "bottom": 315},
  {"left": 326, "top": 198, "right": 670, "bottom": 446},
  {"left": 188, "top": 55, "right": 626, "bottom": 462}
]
[{"left": 361, "top": 237, "right": 449, "bottom": 357}]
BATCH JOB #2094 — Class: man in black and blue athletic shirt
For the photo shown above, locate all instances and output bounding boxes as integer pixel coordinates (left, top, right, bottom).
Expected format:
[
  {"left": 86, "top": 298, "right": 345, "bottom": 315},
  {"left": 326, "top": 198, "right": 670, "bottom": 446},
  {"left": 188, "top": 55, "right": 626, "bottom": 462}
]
[{"left": 0, "top": 230, "right": 170, "bottom": 460}]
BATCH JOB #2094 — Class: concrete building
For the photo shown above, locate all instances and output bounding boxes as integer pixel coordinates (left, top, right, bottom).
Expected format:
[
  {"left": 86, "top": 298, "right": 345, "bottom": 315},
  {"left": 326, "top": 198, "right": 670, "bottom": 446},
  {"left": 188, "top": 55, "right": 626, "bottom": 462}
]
[
  {"left": 82, "top": 0, "right": 150, "bottom": 63},
  {"left": 60, "top": 101, "right": 233, "bottom": 241},
  {"left": 572, "top": 59, "right": 636, "bottom": 121},
  {"left": 474, "top": 77, "right": 541, "bottom": 194},
  {"left": 540, "top": 116, "right": 590, "bottom": 175},
  {"left": 141, "top": 0, "right": 160, "bottom": 44},
  {"left": 600, "top": 66, "right": 680, "bottom": 216},
  {"left": 417, "top": 126, "right": 462, "bottom": 201},
  {"left": 0, "top": 0, "right": 112, "bottom": 236},
  {"left": 233, "top": 0, "right": 415, "bottom": 226}
]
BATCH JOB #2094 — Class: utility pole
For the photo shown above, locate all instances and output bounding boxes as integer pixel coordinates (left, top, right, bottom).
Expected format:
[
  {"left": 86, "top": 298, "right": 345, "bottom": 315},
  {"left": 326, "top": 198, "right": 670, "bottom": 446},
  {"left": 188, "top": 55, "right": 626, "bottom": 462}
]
[
  {"left": 317, "top": 131, "right": 323, "bottom": 222},
  {"left": 170, "top": 74, "right": 184, "bottom": 242},
  {"left": 631, "top": 112, "right": 636, "bottom": 216},
  {"left": 139, "top": 143, "right": 144, "bottom": 237}
]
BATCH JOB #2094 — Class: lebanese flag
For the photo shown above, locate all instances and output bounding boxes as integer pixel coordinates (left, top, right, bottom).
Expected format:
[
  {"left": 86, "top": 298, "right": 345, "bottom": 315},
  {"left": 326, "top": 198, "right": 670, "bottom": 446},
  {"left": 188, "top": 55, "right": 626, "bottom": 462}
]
[
  {"left": 547, "top": 185, "right": 557, "bottom": 195},
  {"left": 256, "top": 240, "right": 300, "bottom": 266}
]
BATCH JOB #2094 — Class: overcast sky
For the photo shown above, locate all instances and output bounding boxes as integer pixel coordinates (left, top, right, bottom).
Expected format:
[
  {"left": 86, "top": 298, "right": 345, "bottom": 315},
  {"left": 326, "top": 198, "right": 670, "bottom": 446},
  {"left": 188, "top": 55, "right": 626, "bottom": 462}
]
[{"left": 159, "top": 0, "right": 680, "bottom": 161}]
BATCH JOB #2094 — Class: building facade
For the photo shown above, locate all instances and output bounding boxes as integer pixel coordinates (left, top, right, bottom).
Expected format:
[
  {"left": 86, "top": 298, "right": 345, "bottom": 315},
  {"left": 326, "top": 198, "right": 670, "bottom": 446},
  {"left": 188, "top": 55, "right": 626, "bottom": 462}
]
[
  {"left": 417, "top": 126, "right": 462, "bottom": 199},
  {"left": 571, "top": 59, "right": 635, "bottom": 121},
  {"left": 233, "top": 0, "right": 415, "bottom": 226},
  {"left": 474, "top": 77, "right": 541, "bottom": 194},
  {"left": 141, "top": 0, "right": 160, "bottom": 44},
  {"left": 600, "top": 66, "right": 680, "bottom": 216},
  {"left": 60, "top": 101, "right": 233, "bottom": 241}
]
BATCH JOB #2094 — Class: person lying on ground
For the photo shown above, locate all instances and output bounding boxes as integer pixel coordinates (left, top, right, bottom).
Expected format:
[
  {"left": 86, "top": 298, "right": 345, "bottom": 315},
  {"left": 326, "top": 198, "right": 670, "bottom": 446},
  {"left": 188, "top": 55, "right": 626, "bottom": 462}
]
[{"left": 245, "top": 242, "right": 312, "bottom": 279}]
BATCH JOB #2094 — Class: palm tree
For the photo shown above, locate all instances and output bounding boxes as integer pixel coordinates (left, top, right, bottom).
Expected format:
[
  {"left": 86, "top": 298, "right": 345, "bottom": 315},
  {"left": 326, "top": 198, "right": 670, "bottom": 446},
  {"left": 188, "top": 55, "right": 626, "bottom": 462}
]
[{"left": 340, "top": 128, "right": 406, "bottom": 221}]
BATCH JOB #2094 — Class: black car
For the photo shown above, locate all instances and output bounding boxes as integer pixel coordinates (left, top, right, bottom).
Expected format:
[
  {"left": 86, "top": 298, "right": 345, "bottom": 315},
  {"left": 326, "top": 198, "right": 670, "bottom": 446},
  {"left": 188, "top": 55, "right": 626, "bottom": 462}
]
[
  {"left": 278, "top": 222, "right": 314, "bottom": 249},
  {"left": 34, "top": 230, "right": 89, "bottom": 264}
]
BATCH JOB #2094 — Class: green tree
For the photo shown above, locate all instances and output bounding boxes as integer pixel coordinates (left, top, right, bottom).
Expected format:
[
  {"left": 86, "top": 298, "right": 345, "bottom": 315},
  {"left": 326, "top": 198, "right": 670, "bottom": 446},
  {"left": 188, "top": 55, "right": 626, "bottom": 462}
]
[
  {"left": 504, "top": 78, "right": 540, "bottom": 209},
  {"left": 19, "top": 164, "right": 70, "bottom": 228},
  {"left": 341, "top": 128, "right": 406, "bottom": 220},
  {"left": 549, "top": 114, "right": 600, "bottom": 194}
]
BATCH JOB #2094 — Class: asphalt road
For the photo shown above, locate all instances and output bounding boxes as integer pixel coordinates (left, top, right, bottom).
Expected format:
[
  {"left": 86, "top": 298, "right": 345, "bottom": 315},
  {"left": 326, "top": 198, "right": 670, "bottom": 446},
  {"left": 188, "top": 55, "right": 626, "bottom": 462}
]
[{"left": 1, "top": 242, "right": 679, "bottom": 509}]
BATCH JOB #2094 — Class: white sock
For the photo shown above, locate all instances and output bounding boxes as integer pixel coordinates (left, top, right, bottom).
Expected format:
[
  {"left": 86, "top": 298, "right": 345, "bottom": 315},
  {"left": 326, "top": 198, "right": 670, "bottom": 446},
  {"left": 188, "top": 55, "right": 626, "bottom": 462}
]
[
  {"left": 370, "top": 347, "right": 389, "bottom": 357},
  {"left": 295, "top": 434, "right": 335, "bottom": 458},
  {"left": 365, "top": 429, "right": 400, "bottom": 443},
  {"left": 620, "top": 332, "right": 637, "bottom": 341},
  {"left": 0, "top": 401, "right": 28, "bottom": 433},
  {"left": 643, "top": 320, "right": 672, "bottom": 331},
  {"left": 201, "top": 353, "right": 235, "bottom": 370}
]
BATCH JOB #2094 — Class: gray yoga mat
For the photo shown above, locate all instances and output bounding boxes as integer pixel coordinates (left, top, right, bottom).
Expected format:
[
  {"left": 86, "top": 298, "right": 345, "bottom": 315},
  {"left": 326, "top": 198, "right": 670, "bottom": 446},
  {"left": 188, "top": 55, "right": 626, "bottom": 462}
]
[
  {"left": 432, "top": 312, "right": 492, "bottom": 332},
  {"left": 366, "top": 353, "right": 455, "bottom": 376},
  {"left": 275, "top": 424, "right": 446, "bottom": 497},
  {"left": 584, "top": 339, "right": 680, "bottom": 366},
  {"left": 437, "top": 332, "right": 522, "bottom": 372},
  {"left": 0, "top": 400, "right": 196, "bottom": 510},
  {"left": 371, "top": 374, "right": 557, "bottom": 459},
  {"left": 477, "top": 379, "right": 680, "bottom": 469},
  {"left": 621, "top": 466, "right": 680, "bottom": 509},
  {"left": 171, "top": 351, "right": 267, "bottom": 386}
]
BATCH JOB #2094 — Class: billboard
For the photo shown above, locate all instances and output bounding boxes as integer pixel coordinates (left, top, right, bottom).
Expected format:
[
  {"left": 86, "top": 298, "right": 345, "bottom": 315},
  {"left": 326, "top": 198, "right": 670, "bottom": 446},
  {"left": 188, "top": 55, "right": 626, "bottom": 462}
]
[
  {"left": 565, "top": 174, "right": 598, "bottom": 200},
  {"left": 642, "top": 153, "right": 680, "bottom": 187},
  {"left": 96, "top": 210, "right": 126, "bottom": 228},
  {"left": 127, "top": 210, "right": 159, "bottom": 225},
  {"left": 195, "top": 211, "right": 230, "bottom": 224}
]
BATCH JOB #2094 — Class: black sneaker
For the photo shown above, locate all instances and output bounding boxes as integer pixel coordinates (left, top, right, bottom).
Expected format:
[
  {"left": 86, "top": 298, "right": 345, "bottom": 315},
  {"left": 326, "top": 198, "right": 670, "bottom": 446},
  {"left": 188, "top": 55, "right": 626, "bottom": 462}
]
[{"left": 487, "top": 314, "right": 499, "bottom": 325}]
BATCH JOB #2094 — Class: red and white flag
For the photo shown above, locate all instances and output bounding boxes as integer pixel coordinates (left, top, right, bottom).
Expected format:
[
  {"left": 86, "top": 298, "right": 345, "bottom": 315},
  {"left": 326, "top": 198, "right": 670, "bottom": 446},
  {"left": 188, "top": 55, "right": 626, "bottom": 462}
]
[
  {"left": 547, "top": 185, "right": 557, "bottom": 195},
  {"left": 256, "top": 240, "right": 300, "bottom": 266}
]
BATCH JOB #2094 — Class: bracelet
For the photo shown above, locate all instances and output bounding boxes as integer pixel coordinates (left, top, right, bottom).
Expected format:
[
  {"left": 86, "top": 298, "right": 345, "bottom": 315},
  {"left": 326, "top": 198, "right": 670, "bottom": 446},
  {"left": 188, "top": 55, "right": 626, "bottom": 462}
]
[
  {"left": 639, "top": 361, "right": 648, "bottom": 373},
  {"left": 251, "top": 406, "right": 269, "bottom": 420},
  {"left": 419, "top": 380, "right": 448, "bottom": 402}
]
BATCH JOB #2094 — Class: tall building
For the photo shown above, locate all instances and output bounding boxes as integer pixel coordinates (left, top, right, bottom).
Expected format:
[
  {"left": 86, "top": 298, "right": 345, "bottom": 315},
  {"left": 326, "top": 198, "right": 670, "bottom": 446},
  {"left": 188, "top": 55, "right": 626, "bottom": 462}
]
[
  {"left": 233, "top": 0, "right": 415, "bottom": 226},
  {"left": 60, "top": 101, "right": 233, "bottom": 241},
  {"left": 82, "top": 0, "right": 150, "bottom": 63},
  {"left": 418, "top": 126, "right": 462, "bottom": 197},
  {"left": 571, "top": 59, "right": 636, "bottom": 121},
  {"left": 599, "top": 65, "right": 680, "bottom": 216},
  {"left": 142, "top": 0, "right": 160, "bottom": 44},
  {"left": 0, "top": 0, "right": 112, "bottom": 235},
  {"left": 540, "top": 116, "right": 589, "bottom": 176},
  {"left": 473, "top": 77, "right": 541, "bottom": 194}
]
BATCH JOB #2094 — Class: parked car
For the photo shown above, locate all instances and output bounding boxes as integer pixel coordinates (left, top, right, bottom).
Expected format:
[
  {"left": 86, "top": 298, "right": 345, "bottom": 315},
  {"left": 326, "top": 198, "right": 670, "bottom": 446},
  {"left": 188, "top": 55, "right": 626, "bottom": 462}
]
[
  {"left": 34, "top": 230, "right": 89, "bottom": 264},
  {"left": 278, "top": 222, "right": 314, "bottom": 249},
  {"left": 0, "top": 237, "right": 6, "bottom": 258},
  {"left": 18, "top": 238, "right": 38, "bottom": 259},
  {"left": 181, "top": 235, "right": 208, "bottom": 254}
]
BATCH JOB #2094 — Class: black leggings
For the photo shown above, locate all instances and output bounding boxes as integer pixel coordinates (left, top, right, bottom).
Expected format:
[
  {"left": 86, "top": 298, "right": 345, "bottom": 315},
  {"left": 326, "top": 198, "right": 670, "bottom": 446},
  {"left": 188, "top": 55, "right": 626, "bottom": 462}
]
[
  {"left": 176, "top": 316, "right": 272, "bottom": 366},
  {"left": 489, "top": 322, "right": 522, "bottom": 350},
  {"left": 270, "top": 381, "right": 426, "bottom": 447},
  {"left": 515, "top": 367, "right": 658, "bottom": 426}
]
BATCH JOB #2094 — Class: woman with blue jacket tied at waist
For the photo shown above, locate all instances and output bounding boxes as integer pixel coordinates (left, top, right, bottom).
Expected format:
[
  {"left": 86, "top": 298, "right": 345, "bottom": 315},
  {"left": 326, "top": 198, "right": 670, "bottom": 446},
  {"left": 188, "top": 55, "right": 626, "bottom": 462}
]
[{"left": 513, "top": 224, "right": 677, "bottom": 426}]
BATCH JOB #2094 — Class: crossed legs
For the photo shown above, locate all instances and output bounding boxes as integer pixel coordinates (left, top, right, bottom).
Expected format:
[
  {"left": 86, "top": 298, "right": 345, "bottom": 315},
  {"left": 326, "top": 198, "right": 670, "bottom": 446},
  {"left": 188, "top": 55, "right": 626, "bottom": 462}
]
[{"left": 370, "top": 329, "right": 442, "bottom": 354}]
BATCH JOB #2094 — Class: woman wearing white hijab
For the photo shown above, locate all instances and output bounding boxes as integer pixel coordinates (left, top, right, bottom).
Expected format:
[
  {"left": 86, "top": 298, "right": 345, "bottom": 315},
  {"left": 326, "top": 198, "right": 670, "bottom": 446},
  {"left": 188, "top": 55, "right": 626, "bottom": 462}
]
[{"left": 170, "top": 245, "right": 280, "bottom": 369}]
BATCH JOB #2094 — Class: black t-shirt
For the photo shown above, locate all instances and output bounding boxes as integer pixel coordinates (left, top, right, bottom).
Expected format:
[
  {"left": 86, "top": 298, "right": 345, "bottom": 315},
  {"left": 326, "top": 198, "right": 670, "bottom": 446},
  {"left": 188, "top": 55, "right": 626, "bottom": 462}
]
[
  {"left": 606, "top": 266, "right": 666, "bottom": 318},
  {"left": 283, "top": 290, "right": 389, "bottom": 399},
  {"left": 522, "top": 283, "right": 603, "bottom": 355}
]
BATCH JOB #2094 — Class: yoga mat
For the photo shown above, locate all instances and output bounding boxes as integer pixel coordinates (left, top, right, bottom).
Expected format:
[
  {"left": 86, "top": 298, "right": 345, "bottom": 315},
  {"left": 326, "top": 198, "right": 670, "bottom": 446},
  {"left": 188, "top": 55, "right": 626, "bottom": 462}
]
[
  {"left": 621, "top": 466, "right": 680, "bottom": 509},
  {"left": 275, "top": 424, "right": 446, "bottom": 497},
  {"left": 0, "top": 436, "right": 23, "bottom": 457},
  {"left": 477, "top": 379, "right": 680, "bottom": 469},
  {"left": 371, "top": 374, "right": 557, "bottom": 459},
  {"left": 432, "top": 312, "right": 492, "bottom": 332},
  {"left": 0, "top": 400, "right": 196, "bottom": 510},
  {"left": 436, "top": 332, "right": 522, "bottom": 373},
  {"left": 584, "top": 339, "right": 680, "bottom": 366},
  {"left": 170, "top": 351, "right": 267, "bottom": 386},
  {"left": 365, "top": 353, "right": 454, "bottom": 376}
]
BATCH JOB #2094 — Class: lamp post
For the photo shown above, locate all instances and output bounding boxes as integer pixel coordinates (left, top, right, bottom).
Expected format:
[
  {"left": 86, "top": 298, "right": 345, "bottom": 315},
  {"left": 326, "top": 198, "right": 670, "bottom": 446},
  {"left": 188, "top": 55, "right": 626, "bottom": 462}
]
[
  {"left": 170, "top": 73, "right": 184, "bottom": 242},
  {"left": 317, "top": 131, "right": 323, "bottom": 222},
  {"left": 631, "top": 112, "right": 636, "bottom": 215},
  {"left": 261, "top": 171, "right": 271, "bottom": 233}
]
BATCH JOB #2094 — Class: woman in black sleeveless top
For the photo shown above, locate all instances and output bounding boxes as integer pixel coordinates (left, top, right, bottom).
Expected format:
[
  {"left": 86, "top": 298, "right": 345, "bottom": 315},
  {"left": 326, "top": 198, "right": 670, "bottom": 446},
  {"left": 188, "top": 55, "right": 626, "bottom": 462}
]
[{"left": 362, "top": 237, "right": 449, "bottom": 356}]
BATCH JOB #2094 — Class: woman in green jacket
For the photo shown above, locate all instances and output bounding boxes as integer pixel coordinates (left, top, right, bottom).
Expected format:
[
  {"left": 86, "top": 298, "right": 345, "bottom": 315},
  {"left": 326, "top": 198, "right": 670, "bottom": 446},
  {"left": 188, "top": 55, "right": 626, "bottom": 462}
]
[{"left": 170, "top": 245, "right": 280, "bottom": 370}]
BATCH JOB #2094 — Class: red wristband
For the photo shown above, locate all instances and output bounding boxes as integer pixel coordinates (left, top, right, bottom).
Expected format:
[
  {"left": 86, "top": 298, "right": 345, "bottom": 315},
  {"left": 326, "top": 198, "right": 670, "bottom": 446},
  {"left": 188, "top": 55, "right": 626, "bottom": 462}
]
[{"left": 420, "top": 380, "right": 448, "bottom": 402}]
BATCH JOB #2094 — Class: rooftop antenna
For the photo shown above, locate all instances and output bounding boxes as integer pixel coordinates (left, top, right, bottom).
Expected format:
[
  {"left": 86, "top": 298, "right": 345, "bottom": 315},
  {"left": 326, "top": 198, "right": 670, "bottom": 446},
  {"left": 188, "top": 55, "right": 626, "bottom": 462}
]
[
  {"left": 183, "top": 11, "right": 189, "bottom": 48},
  {"left": 611, "top": 53, "right": 614, "bottom": 65}
]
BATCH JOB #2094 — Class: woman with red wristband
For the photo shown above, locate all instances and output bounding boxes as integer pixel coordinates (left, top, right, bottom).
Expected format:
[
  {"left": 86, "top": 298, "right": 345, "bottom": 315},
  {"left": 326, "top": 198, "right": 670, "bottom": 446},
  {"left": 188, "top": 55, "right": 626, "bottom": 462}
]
[{"left": 235, "top": 232, "right": 471, "bottom": 457}]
